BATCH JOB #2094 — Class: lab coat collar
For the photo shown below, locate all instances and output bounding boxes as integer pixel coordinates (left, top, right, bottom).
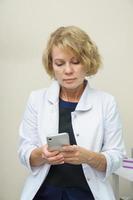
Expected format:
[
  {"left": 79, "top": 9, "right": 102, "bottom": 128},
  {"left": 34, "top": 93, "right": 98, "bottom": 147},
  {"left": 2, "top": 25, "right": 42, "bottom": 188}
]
[
  {"left": 47, "top": 79, "right": 93, "bottom": 111},
  {"left": 76, "top": 79, "right": 93, "bottom": 111},
  {"left": 47, "top": 79, "right": 60, "bottom": 104}
]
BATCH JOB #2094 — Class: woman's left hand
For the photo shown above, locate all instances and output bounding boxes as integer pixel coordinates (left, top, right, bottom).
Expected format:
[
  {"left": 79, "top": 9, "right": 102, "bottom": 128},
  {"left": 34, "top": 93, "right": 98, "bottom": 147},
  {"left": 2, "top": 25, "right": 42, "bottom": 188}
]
[
  {"left": 61, "top": 145, "right": 107, "bottom": 171},
  {"left": 61, "top": 145, "right": 88, "bottom": 165}
]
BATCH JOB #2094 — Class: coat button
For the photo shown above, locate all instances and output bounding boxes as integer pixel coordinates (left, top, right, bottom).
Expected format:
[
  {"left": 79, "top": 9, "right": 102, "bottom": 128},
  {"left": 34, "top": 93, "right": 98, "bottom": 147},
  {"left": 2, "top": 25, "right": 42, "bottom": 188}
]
[{"left": 76, "top": 133, "right": 79, "bottom": 137}]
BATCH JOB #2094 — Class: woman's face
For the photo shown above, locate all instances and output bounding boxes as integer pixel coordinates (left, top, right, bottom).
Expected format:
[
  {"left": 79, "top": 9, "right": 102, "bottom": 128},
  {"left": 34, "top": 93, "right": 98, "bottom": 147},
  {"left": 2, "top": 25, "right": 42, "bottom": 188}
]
[{"left": 52, "top": 46, "right": 86, "bottom": 91}]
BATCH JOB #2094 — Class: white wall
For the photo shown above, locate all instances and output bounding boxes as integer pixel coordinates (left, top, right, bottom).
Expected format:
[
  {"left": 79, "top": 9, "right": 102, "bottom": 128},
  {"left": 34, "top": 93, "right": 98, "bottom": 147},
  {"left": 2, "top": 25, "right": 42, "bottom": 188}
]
[{"left": 0, "top": 0, "right": 133, "bottom": 199}]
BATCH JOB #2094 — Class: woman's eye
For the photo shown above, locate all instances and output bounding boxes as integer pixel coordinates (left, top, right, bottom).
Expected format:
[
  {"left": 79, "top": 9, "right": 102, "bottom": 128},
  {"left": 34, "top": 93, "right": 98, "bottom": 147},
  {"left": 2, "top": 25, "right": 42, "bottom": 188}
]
[
  {"left": 72, "top": 60, "right": 80, "bottom": 64},
  {"left": 55, "top": 63, "right": 64, "bottom": 66}
]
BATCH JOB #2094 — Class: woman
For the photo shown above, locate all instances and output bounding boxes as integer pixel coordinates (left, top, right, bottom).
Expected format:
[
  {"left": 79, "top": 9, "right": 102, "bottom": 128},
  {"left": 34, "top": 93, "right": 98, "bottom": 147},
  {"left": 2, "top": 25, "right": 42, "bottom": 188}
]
[{"left": 18, "top": 26, "right": 125, "bottom": 200}]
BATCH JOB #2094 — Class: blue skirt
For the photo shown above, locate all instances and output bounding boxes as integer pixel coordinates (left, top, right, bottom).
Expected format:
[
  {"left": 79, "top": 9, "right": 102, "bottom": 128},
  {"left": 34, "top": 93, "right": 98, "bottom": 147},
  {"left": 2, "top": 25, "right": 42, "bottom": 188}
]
[{"left": 33, "top": 185, "right": 94, "bottom": 200}]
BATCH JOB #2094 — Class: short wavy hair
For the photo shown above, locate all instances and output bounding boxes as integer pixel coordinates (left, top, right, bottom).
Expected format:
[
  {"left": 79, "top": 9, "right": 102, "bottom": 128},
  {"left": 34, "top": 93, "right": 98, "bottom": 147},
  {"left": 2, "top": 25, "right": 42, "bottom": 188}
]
[{"left": 42, "top": 26, "right": 102, "bottom": 77}]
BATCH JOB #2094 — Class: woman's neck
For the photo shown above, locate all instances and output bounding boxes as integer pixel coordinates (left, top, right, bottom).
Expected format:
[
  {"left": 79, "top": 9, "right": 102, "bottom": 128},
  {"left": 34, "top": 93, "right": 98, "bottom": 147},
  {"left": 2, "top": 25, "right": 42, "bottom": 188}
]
[{"left": 60, "top": 82, "right": 86, "bottom": 102}]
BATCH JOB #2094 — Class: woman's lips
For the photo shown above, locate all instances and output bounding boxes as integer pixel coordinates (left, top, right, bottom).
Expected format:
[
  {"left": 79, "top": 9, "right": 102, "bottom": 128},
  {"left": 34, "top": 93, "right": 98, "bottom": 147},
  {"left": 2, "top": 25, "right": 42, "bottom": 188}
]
[{"left": 63, "top": 78, "right": 76, "bottom": 83}]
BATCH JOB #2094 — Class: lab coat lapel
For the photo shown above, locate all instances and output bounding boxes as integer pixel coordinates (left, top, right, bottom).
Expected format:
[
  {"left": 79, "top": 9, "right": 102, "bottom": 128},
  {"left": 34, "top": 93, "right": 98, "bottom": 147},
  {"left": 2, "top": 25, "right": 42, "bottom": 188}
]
[{"left": 39, "top": 80, "right": 60, "bottom": 143}]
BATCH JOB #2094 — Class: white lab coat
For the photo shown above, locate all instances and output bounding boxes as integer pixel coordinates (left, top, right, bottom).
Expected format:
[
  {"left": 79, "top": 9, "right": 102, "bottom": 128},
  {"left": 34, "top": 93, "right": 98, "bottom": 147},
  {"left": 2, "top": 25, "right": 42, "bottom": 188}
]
[{"left": 18, "top": 80, "right": 125, "bottom": 200}]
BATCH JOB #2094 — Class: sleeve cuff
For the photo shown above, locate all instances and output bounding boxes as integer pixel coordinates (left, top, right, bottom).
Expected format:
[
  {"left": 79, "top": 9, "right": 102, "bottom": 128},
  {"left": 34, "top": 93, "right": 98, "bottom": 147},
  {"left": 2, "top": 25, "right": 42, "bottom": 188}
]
[
  {"left": 24, "top": 147, "right": 42, "bottom": 176},
  {"left": 94, "top": 151, "right": 123, "bottom": 181}
]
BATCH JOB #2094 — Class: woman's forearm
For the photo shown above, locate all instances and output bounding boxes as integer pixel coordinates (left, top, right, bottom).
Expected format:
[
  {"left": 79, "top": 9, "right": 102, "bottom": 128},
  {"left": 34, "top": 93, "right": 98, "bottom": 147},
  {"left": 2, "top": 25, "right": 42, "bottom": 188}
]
[
  {"left": 30, "top": 147, "right": 46, "bottom": 167},
  {"left": 86, "top": 151, "right": 107, "bottom": 172}
]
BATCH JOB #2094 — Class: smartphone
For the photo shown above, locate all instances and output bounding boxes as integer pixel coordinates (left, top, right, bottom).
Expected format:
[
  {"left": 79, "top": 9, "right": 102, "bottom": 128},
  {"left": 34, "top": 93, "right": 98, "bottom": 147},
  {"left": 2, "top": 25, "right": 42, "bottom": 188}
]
[{"left": 46, "top": 132, "right": 70, "bottom": 151}]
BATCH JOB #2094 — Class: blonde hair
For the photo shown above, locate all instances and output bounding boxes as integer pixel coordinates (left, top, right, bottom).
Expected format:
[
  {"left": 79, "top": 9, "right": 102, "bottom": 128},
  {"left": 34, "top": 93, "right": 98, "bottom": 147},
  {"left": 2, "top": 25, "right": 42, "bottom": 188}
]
[{"left": 42, "top": 26, "right": 102, "bottom": 77}]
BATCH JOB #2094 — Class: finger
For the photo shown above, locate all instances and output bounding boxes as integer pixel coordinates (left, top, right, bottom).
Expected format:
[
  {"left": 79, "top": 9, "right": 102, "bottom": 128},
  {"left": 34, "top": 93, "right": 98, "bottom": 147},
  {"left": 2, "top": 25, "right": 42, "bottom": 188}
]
[
  {"left": 64, "top": 157, "right": 79, "bottom": 164},
  {"left": 45, "top": 149, "right": 60, "bottom": 157},
  {"left": 62, "top": 145, "right": 77, "bottom": 152},
  {"left": 49, "top": 157, "right": 64, "bottom": 165},
  {"left": 48, "top": 154, "right": 64, "bottom": 163},
  {"left": 62, "top": 152, "right": 75, "bottom": 158},
  {"left": 53, "top": 157, "right": 64, "bottom": 164}
]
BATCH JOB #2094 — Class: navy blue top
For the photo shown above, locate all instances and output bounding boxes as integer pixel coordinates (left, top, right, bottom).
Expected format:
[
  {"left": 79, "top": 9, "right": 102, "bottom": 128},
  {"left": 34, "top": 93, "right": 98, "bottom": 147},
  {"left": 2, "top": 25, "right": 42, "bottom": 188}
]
[{"left": 59, "top": 98, "right": 78, "bottom": 108}]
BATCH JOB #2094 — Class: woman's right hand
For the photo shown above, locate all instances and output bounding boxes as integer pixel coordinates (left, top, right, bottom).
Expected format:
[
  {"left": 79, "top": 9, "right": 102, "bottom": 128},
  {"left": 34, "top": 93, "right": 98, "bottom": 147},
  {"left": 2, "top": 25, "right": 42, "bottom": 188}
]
[
  {"left": 30, "top": 144, "right": 64, "bottom": 167},
  {"left": 41, "top": 144, "right": 64, "bottom": 165}
]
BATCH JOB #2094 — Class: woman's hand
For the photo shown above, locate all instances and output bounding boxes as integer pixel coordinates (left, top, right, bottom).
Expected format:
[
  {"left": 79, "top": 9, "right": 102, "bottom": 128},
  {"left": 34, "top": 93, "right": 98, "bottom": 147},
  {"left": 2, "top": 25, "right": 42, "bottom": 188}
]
[
  {"left": 61, "top": 145, "right": 88, "bottom": 165},
  {"left": 41, "top": 144, "right": 64, "bottom": 165},
  {"left": 61, "top": 145, "right": 107, "bottom": 171},
  {"left": 30, "top": 144, "right": 64, "bottom": 167}
]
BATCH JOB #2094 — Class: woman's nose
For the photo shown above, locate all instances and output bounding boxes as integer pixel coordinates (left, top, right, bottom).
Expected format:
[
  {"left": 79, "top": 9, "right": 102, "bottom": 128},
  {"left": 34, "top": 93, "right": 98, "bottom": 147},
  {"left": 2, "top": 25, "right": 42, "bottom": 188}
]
[{"left": 64, "top": 63, "right": 73, "bottom": 74}]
